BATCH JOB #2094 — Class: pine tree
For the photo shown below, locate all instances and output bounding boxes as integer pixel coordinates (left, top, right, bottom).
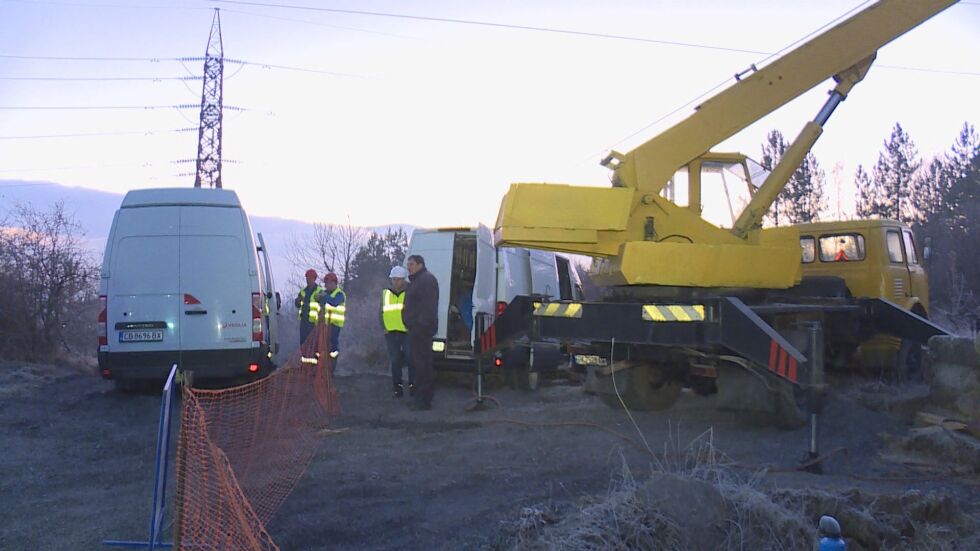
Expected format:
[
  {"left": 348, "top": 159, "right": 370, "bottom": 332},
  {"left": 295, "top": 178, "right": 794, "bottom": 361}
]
[
  {"left": 759, "top": 129, "right": 827, "bottom": 225},
  {"left": 872, "top": 123, "right": 921, "bottom": 223},
  {"left": 912, "top": 122, "right": 979, "bottom": 322},
  {"left": 854, "top": 164, "right": 881, "bottom": 218},
  {"left": 345, "top": 227, "right": 409, "bottom": 295},
  {"left": 784, "top": 151, "right": 827, "bottom": 223},
  {"left": 760, "top": 130, "right": 789, "bottom": 227}
]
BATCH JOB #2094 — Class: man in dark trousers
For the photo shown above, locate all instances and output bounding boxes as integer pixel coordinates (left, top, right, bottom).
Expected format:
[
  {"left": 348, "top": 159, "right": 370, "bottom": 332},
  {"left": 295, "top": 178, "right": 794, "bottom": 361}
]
[
  {"left": 403, "top": 254, "right": 439, "bottom": 410},
  {"left": 294, "top": 268, "right": 324, "bottom": 347}
]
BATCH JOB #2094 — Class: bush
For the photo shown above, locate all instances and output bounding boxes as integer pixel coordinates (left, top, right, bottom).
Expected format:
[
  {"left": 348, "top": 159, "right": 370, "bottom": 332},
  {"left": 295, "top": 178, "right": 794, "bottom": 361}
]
[{"left": 0, "top": 202, "right": 98, "bottom": 361}]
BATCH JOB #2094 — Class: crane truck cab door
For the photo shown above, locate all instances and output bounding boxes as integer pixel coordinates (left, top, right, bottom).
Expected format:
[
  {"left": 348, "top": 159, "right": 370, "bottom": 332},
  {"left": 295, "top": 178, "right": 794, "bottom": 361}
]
[
  {"left": 473, "top": 224, "right": 497, "bottom": 333},
  {"left": 901, "top": 229, "right": 928, "bottom": 312}
]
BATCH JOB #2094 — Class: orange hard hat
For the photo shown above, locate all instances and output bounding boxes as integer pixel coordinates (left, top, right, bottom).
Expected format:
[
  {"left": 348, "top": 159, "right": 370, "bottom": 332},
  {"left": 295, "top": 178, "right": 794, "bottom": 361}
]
[{"left": 323, "top": 272, "right": 338, "bottom": 284}]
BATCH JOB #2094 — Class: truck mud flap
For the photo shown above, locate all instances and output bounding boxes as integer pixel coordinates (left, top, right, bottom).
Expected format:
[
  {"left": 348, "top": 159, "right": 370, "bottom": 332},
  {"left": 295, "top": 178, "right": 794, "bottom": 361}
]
[{"left": 862, "top": 298, "right": 950, "bottom": 344}]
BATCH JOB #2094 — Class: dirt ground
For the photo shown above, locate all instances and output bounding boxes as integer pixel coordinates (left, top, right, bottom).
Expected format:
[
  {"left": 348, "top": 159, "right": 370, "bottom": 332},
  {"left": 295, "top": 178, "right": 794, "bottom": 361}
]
[{"left": 1, "top": 359, "right": 978, "bottom": 550}]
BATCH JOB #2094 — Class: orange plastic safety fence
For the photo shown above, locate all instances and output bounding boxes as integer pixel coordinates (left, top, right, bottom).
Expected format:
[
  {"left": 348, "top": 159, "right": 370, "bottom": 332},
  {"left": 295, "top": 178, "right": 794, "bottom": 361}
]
[{"left": 174, "top": 324, "right": 340, "bottom": 550}]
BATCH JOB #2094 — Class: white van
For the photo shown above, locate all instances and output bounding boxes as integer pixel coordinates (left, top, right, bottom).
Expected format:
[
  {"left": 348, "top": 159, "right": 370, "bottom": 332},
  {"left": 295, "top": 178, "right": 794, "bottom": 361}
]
[
  {"left": 405, "top": 225, "right": 582, "bottom": 386},
  {"left": 97, "top": 188, "right": 280, "bottom": 388}
]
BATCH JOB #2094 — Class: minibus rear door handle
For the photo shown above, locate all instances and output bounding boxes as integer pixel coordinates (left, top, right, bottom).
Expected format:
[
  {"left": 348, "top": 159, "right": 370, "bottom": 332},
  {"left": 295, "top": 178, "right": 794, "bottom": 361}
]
[{"left": 185, "top": 309, "right": 208, "bottom": 315}]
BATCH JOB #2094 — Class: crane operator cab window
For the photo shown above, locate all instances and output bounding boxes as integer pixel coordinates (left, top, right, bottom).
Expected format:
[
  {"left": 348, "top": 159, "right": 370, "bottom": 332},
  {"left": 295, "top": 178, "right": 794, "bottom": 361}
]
[
  {"left": 665, "top": 157, "right": 768, "bottom": 229},
  {"left": 819, "top": 234, "right": 865, "bottom": 262}
]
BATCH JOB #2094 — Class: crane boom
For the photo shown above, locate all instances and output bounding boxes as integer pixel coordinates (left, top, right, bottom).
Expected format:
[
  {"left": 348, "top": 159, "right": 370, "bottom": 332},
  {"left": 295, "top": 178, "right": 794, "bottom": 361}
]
[{"left": 495, "top": 0, "right": 958, "bottom": 289}]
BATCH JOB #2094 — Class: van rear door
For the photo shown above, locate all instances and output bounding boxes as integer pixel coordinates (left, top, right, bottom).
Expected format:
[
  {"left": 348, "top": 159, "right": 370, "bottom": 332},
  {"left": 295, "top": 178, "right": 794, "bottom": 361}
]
[
  {"left": 107, "top": 207, "right": 181, "bottom": 353},
  {"left": 474, "top": 225, "right": 497, "bottom": 325},
  {"left": 178, "top": 207, "right": 252, "bottom": 351}
]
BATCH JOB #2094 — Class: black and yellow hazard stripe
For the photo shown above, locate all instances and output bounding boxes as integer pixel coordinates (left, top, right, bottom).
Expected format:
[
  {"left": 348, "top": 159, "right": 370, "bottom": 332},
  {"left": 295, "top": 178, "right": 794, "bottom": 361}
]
[
  {"left": 641, "top": 304, "right": 705, "bottom": 322},
  {"left": 532, "top": 302, "right": 583, "bottom": 318}
]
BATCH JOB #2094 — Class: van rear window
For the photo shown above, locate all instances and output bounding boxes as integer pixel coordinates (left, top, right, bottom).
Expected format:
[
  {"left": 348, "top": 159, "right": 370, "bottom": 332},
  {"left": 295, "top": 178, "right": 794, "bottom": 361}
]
[{"left": 111, "top": 236, "right": 179, "bottom": 294}]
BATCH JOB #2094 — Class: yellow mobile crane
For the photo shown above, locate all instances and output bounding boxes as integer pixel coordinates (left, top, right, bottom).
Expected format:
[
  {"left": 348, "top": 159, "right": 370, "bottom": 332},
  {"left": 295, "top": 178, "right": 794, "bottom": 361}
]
[{"left": 482, "top": 0, "right": 955, "bottom": 426}]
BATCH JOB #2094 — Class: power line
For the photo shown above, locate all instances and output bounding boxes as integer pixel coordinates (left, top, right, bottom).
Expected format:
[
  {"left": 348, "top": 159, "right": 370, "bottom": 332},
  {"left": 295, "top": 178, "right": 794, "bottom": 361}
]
[
  {"left": 219, "top": 7, "right": 421, "bottom": 40},
  {"left": 0, "top": 54, "right": 182, "bottom": 61},
  {"left": 0, "top": 104, "right": 247, "bottom": 111},
  {"left": 0, "top": 128, "right": 196, "bottom": 140},
  {"left": 877, "top": 64, "right": 980, "bottom": 77},
  {"left": 0, "top": 76, "right": 201, "bottom": 81},
  {"left": 0, "top": 53, "right": 368, "bottom": 78},
  {"left": 0, "top": 160, "right": 159, "bottom": 174},
  {"left": 213, "top": 0, "right": 770, "bottom": 55}
]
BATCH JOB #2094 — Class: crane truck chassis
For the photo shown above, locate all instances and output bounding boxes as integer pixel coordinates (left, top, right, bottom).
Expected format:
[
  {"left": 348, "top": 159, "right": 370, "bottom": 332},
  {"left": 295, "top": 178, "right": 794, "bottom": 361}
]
[
  {"left": 477, "top": 0, "right": 960, "bottom": 426},
  {"left": 476, "top": 289, "right": 948, "bottom": 427}
]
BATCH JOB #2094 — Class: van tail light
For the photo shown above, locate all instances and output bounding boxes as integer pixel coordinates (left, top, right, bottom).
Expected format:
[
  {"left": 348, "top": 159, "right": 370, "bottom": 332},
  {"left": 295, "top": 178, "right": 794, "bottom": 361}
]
[
  {"left": 98, "top": 295, "right": 107, "bottom": 347},
  {"left": 184, "top": 293, "right": 201, "bottom": 305},
  {"left": 496, "top": 301, "right": 508, "bottom": 317},
  {"left": 248, "top": 363, "right": 259, "bottom": 373},
  {"left": 251, "top": 292, "right": 264, "bottom": 343}
]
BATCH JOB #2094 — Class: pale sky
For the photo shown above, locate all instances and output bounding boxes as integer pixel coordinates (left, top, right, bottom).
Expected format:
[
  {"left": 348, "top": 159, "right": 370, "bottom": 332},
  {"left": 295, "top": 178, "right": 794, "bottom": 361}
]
[{"left": 2, "top": 0, "right": 978, "bottom": 228}]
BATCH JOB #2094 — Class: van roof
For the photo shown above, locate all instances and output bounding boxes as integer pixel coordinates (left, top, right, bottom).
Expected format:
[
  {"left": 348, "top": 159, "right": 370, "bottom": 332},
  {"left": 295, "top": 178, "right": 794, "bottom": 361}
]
[{"left": 120, "top": 188, "right": 242, "bottom": 208}]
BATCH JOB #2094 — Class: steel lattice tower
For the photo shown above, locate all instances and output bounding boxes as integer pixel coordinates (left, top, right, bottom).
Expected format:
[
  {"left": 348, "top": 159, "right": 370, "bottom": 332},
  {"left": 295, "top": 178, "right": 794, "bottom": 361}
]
[{"left": 194, "top": 9, "right": 224, "bottom": 189}]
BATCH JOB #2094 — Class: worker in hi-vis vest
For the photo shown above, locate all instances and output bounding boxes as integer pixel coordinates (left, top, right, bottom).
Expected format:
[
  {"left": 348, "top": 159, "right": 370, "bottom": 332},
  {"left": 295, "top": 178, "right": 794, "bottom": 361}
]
[
  {"left": 381, "top": 266, "right": 413, "bottom": 398},
  {"left": 294, "top": 268, "right": 325, "bottom": 347},
  {"left": 320, "top": 272, "right": 346, "bottom": 369}
]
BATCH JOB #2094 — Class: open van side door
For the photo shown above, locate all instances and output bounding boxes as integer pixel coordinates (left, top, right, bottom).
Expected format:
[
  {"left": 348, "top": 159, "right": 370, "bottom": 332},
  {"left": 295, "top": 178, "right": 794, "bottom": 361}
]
[
  {"left": 257, "top": 232, "right": 280, "bottom": 356},
  {"left": 474, "top": 225, "right": 497, "bottom": 329},
  {"left": 530, "top": 250, "right": 560, "bottom": 300}
]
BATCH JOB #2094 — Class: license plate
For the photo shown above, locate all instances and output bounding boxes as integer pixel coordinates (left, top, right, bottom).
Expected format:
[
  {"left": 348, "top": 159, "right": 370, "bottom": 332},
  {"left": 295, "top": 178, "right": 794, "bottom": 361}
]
[{"left": 119, "top": 330, "right": 164, "bottom": 343}]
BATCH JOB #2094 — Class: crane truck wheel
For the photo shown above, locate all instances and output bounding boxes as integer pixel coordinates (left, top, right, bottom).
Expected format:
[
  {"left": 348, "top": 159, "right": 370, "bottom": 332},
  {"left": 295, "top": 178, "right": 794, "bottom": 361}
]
[
  {"left": 895, "top": 339, "right": 924, "bottom": 384},
  {"left": 597, "top": 362, "right": 682, "bottom": 411}
]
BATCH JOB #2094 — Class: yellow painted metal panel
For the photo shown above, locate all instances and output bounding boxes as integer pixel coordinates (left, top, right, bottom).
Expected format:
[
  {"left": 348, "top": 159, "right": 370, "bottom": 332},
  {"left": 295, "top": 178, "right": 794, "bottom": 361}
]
[
  {"left": 533, "top": 302, "right": 584, "bottom": 318},
  {"left": 642, "top": 304, "right": 705, "bottom": 322},
  {"left": 596, "top": 241, "right": 802, "bottom": 288}
]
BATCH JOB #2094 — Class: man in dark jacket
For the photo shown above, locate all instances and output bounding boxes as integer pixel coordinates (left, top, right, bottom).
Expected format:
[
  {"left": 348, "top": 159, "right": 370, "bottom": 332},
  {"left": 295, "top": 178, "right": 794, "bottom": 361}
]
[{"left": 403, "top": 254, "right": 439, "bottom": 410}]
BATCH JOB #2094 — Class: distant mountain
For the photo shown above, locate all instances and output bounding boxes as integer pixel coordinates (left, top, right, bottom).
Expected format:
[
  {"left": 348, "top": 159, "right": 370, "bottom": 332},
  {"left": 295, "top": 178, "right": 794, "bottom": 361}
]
[{"left": 0, "top": 180, "right": 415, "bottom": 290}]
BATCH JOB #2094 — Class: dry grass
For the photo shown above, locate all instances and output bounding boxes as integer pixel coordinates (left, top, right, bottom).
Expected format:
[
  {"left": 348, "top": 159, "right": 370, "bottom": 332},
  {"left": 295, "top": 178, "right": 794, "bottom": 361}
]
[{"left": 501, "top": 426, "right": 976, "bottom": 550}]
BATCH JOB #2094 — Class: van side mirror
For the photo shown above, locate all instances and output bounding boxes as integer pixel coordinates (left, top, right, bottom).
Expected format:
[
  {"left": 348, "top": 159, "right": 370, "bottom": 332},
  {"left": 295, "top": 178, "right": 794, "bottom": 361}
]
[
  {"left": 923, "top": 237, "right": 931, "bottom": 261},
  {"left": 275, "top": 291, "right": 282, "bottom": 311}
]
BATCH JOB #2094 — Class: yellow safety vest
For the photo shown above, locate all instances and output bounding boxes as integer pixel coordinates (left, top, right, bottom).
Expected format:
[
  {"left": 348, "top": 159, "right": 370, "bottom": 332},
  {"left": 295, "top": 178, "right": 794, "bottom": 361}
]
[
  {"left": 297, "top": 286, "right": 324, "bottom": 324},
  {"left": 323, "top": 287, "right": 346, "bottom": 328},
  {"left": 381, "top": 288, "right": 406, "bottom": 332}
]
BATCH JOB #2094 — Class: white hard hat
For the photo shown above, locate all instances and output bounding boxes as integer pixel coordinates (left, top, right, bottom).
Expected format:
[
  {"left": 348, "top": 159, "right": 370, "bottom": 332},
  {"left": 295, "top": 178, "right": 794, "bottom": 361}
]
[{"left": 389, "top": 266, "right": 409, "bottom": 279}]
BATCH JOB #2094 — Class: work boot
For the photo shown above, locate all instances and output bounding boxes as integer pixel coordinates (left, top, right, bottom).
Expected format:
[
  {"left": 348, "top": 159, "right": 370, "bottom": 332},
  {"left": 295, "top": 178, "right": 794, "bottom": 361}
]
[
  {"left": 393, "top": 383, "right": 404, "bottom": 398},
  {"left": 408, "top": 383, "right": 416, "bottom": 397}
]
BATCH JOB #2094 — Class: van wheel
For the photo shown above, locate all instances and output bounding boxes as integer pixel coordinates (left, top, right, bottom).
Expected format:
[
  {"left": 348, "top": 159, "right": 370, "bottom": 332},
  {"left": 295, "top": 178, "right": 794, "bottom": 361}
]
[
  {"left": 507, "top": 367, "right": 540, "bottom": 391},
  {"left": 598, "top": 364, "right": 682, "bottom": 411}
]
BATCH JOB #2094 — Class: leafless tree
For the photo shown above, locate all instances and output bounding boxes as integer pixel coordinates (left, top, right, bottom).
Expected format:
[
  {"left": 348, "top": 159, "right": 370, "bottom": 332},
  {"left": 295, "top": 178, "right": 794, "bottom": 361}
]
[
  {"left": 282, "top": 219, "right": 367, "bottom": 290},
  {"left": 0, "top": 201, "right": 98, "bottom": 359}
]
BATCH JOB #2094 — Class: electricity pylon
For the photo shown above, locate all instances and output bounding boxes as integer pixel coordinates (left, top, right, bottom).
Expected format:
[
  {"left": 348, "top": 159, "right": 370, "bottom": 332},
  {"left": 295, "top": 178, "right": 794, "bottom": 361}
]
[{"left": 194, "top": 9, "right": 224, "bottom": 189}]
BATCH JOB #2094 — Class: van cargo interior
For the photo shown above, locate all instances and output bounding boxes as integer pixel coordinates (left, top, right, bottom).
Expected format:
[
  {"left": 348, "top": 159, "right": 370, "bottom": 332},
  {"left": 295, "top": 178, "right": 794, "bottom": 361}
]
[{"left": 448, "top": 234, "right": 477, "bottom": 352}]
